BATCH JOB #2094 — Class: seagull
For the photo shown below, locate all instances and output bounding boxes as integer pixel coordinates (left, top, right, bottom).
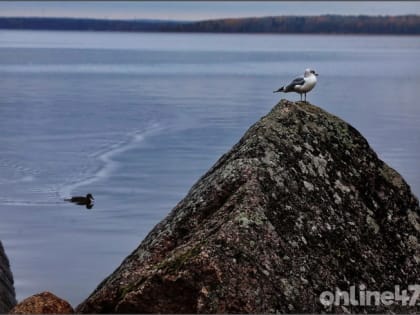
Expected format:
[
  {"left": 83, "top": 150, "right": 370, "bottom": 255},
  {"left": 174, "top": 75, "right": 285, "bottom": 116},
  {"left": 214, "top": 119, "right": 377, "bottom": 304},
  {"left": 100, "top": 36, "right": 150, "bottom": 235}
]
[
  {"left": 64, "top": 193, "right": 94, "bottom": 209},
  {"left": 273, "top": 68, "right": 318, "bottom": 102}
]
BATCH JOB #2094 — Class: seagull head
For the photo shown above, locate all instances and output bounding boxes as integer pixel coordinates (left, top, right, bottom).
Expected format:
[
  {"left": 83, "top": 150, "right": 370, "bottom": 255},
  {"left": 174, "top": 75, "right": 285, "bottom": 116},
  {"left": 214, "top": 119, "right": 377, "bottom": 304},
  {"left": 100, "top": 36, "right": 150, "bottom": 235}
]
[
  {"left": 304, "top": 68, "right": 319, "bottom": 77},
  {"left": 86, "top": 193, "right": 94, "bottom": 201}
]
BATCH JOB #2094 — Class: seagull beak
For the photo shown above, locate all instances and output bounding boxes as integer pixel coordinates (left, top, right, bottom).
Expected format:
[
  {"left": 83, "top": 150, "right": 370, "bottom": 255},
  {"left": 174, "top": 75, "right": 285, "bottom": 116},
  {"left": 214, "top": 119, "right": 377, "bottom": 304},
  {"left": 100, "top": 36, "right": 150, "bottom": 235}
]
[{"left": 315, "top": 73, "right": 319, "bottom": 76}]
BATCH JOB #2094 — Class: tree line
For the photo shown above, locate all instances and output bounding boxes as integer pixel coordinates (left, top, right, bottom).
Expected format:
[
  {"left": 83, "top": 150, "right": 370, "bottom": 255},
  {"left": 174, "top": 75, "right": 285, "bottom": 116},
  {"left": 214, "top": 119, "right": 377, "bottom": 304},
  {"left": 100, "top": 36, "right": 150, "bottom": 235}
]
[{"left": 1, "top": 15, "right": 419, "bottom": 34}]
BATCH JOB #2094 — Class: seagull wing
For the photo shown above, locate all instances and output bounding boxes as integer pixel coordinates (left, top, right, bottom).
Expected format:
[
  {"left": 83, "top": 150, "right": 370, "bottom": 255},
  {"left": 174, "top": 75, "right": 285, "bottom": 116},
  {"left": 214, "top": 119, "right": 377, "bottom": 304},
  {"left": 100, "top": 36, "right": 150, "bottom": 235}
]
[
  {"left": 273, "top": 76, "right": 306, "bottom": 93},
  {"left": 284, "top": 77, "right": 305, "bottom": 92}
]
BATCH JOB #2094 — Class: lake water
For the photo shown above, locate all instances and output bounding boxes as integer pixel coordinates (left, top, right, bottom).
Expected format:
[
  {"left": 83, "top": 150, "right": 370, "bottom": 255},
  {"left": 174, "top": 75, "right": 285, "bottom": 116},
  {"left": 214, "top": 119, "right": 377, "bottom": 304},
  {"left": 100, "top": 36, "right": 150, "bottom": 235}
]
[{"left": 0, "top": 30, "right": 419, "bottom": 306}]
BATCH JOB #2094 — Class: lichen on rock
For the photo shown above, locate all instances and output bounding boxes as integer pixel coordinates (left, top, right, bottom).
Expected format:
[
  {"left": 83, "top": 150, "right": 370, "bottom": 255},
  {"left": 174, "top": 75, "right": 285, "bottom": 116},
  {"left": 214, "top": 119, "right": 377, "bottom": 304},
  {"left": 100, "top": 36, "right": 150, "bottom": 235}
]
[
  {"left": 77, "top": 100, "right": 420, "bottom": 313},
  {"left": 9, "top": 291, "right": 74, "bottom": 314}
]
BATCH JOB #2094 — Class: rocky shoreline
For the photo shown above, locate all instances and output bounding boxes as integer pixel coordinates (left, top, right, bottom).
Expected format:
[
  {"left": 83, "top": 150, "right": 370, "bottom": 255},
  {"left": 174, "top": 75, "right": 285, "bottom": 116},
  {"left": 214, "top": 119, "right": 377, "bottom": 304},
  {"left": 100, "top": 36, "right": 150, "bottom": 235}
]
[{"left": 2, "top": 100, "right": 420, "bottom": 313}]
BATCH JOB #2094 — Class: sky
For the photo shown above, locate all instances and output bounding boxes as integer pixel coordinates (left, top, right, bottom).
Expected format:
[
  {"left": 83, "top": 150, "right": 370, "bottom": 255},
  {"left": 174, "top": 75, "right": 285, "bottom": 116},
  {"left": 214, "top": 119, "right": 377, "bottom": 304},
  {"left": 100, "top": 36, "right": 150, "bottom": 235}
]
[{"left": 0, "top": 1, "right": 419, "bottom": 21}]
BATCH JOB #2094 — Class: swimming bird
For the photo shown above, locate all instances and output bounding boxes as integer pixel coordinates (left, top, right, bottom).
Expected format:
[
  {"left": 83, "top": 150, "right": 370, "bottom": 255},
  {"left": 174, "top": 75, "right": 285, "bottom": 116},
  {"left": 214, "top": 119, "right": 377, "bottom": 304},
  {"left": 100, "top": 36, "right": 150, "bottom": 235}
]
[
  {"left": 273, "top": 68, "right": 318, "bottom": 102},
  {"left": 64, "top": 193, "right": 94, "bottom": 209}
]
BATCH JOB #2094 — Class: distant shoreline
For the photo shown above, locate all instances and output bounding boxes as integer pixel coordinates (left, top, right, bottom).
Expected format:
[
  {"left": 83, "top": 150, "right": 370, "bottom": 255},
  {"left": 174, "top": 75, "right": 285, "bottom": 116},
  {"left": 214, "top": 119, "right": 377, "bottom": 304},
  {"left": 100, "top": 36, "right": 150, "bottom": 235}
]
[
  {"left": 3, "top": 29, "right": 420, "bottom": 38},
  {"left": 1, "top": 15, "right": 419, "bottom": 35}
]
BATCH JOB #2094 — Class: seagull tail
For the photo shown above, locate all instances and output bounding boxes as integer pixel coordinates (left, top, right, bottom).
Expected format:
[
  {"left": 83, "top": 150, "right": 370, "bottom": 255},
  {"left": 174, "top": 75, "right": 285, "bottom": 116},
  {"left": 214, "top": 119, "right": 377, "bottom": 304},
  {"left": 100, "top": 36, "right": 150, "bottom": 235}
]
[{"left": 273, "top": 87, "right": 284, "bottom": 93}]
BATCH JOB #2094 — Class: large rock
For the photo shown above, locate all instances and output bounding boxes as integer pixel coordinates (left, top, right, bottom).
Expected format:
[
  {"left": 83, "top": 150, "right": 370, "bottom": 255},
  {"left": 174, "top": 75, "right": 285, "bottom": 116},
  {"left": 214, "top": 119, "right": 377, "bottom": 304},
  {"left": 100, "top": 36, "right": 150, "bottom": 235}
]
[
  {"left": 77, "top": 100, "right": 420, "bottom": 313},
  {"left": 0, "top": 241, "right": 16, "bottom": 313},
  {"left": 9, "top": 291, "right": 74, "bottom": 314}
]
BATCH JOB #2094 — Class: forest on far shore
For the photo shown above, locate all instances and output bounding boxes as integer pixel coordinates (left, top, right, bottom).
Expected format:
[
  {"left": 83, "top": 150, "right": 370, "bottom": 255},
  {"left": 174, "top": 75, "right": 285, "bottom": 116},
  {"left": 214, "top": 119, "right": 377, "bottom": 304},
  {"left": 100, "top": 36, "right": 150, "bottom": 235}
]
[{"left": 0, "top": 15, "right": 419, "bottom": 34}]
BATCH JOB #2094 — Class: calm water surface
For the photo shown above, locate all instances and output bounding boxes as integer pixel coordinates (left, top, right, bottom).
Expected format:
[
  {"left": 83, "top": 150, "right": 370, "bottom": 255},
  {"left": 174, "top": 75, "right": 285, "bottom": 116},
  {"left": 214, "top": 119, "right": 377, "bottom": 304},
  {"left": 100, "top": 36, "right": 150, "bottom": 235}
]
[{"left": 0, "top": 30, "right": 419, "bottom": 305}]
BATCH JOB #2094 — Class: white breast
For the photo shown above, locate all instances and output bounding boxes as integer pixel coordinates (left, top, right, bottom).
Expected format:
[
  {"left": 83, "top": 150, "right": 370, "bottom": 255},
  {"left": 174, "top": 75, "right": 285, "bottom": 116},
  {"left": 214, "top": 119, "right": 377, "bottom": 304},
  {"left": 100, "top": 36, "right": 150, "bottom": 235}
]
[{"left": 300, "top": 74, "right": 317, "bottom": 92}]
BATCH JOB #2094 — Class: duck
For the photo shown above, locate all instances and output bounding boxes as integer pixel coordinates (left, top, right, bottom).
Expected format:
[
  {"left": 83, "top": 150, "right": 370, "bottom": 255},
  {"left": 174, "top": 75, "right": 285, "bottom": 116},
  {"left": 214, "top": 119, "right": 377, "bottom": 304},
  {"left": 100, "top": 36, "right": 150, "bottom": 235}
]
[{"left": 64, "top": 193, "right": 94, "bottom": 209}]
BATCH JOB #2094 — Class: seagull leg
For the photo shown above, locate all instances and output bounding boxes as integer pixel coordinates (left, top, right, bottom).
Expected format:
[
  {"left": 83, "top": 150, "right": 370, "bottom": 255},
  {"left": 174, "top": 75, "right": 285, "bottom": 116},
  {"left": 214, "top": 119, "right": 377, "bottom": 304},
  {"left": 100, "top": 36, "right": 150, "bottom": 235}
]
[{"left": 304, "top": 93, "right": 307, "bottom": 102}]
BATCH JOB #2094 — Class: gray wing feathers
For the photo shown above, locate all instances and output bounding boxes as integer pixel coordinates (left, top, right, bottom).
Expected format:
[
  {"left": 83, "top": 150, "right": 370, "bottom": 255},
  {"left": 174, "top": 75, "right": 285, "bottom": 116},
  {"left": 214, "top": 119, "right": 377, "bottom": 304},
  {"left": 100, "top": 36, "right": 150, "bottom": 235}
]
[
  {"left": 273, "top": 76, "right": 305, "bottom": 93},
  {"left": 273, "top": 78, "right": 305, "bottom": 93},
  {"left": 284, "top": 77, "right": 305, "bottom": 92}
]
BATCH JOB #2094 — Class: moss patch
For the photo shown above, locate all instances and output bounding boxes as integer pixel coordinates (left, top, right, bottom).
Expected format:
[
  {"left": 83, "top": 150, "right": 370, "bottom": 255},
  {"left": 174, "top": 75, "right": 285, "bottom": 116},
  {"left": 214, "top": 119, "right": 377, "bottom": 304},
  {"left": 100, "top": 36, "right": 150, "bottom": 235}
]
[{"left": 156, "top": 245, "right": 202, "bottom": 274}]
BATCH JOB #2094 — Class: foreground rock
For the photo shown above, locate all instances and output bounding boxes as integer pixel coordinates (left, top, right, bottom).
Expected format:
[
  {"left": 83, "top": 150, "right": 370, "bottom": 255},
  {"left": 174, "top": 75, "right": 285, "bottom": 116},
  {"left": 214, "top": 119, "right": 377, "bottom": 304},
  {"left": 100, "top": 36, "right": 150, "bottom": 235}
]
[
  {"left": 0, "top": 241, "right": 16, "bottom": 313},
  {"left": 78, "top": 100, "right": 420, "bottom": 313},
  {"left": 9, "top": 291, "right": 74, "bottom": 314}
]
